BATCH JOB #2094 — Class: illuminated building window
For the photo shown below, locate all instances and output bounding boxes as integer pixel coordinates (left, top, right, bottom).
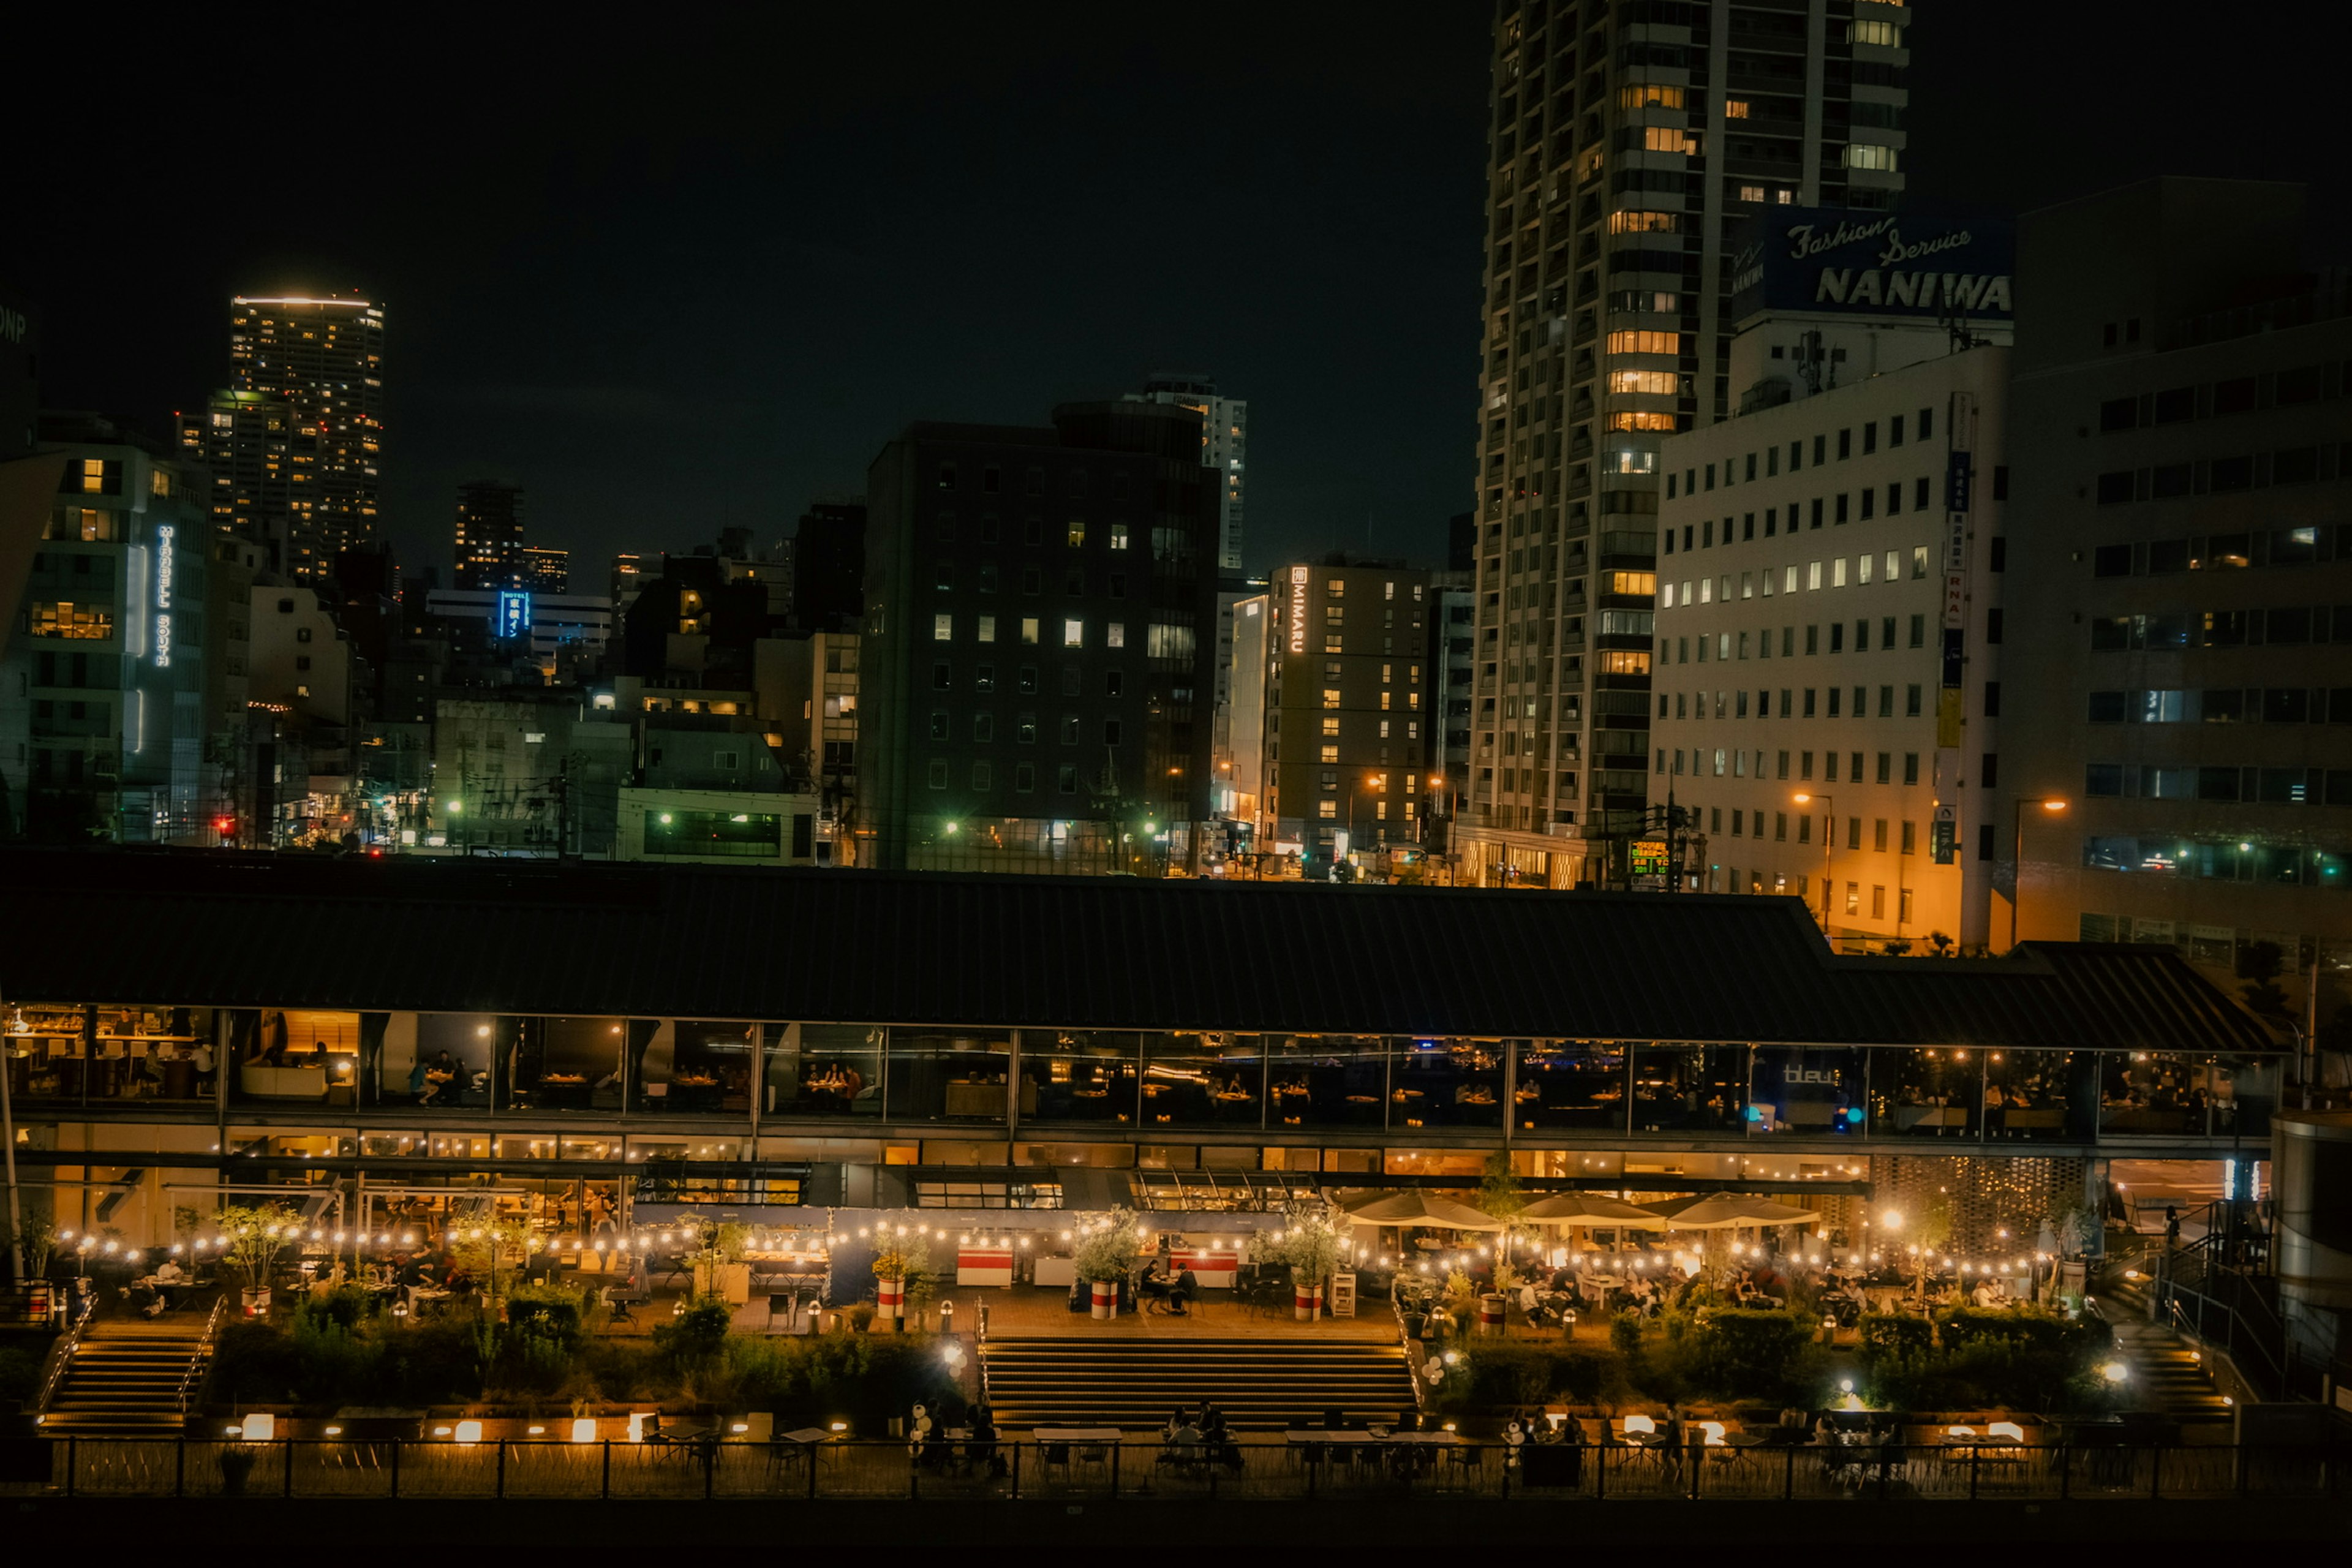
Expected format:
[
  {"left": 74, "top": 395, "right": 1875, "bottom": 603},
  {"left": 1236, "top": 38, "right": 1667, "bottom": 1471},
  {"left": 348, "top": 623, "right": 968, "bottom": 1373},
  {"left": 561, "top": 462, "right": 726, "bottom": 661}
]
[
  {"left": 1609, "top": 210, "right": 1680, "bottom": 235},
  {"left": 1618, "top": 83, "right": 1684, "bottom": 111},
  {"left": 1643, "top": 126, "right": 1702, "bottom": 156},
  {"left": 1605, "top": 330, "right": 1681, "bottom": 356},
  {"left": 1608, "top": 370, "right": 1680, "bottom": 396}
]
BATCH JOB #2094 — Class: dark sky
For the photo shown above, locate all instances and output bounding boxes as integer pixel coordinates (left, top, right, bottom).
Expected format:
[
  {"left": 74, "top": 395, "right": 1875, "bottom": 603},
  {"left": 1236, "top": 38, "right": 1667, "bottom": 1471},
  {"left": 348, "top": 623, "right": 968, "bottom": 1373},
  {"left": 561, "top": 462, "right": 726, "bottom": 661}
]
[{"left": 7, "top": 6, "right": 2340, "bottom": 587}]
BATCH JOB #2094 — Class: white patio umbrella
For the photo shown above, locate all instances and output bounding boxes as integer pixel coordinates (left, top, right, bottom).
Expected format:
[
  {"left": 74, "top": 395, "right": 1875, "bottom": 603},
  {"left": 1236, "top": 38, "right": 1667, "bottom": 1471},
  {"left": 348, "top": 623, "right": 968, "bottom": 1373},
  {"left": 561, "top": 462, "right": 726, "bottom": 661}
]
[
  {"left": 1342, "top": 1191, "right": 1506, "bottom": 1231},
  {"left": 1648, "top": 1194, "right": 1822, "bottom": 1231},
  {"left": 1517, "top": 1192, "right": 1672, "bottom": 1229}
]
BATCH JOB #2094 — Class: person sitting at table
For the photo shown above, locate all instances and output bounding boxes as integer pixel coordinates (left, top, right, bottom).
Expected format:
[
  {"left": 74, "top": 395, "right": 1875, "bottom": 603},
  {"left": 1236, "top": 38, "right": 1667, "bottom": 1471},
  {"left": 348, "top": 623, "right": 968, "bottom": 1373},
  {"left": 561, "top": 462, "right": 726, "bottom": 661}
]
[
  {"left": 1201, "top": 1405, "right": 1240, "bottom": 1472},
  {"left": 967, "top": 1403, "right": 1004, "bottom": 1478},
  {"left": 153, "top": 1257, "right": 185, "bottom": 1286},
  {"left": 1137, "top": 1256, "right": 1170, "bottom": 1310},
  {"left": 1170, "top": 1265, "right": 1196, "bottom": 1316},
  {"left": 1163, "top": 1407, "right": 1189, "bottom": 1445}
]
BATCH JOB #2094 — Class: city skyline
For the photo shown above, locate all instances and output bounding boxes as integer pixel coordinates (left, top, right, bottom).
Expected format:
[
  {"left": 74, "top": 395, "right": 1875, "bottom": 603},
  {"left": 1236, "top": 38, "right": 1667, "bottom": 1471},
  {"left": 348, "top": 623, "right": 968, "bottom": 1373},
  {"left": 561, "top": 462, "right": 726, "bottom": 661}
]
[{"left": 6, "top": 7, "right": 2344, "bottom": 588}]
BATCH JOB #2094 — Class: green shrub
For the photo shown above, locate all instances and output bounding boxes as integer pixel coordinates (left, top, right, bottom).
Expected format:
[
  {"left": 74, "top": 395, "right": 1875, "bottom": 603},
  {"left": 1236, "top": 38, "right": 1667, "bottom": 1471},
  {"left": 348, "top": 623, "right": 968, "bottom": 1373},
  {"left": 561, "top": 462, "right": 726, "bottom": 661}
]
[
  {"left": 1428, "top": 1341, "right": 1605, "bottom": 1415},
  {"left": 1934, "top": 1305, "right": 2076, "bottom": 1354},
  {"left": 1608, "top": 1310, "right": 1645, "bottom": 1356},
  {"left": 507, "top": 1284, "right": 587, "bottom": 1351},
  {"left": 1668, "top": 1309, "right": 1816, "bottom": 1403},
  {"left": 1858, "top": 1312, "right": 1932, "bottom": 1363},
  {"left": 655, "top": 1297, "right": 733, "bottom": 1368}
]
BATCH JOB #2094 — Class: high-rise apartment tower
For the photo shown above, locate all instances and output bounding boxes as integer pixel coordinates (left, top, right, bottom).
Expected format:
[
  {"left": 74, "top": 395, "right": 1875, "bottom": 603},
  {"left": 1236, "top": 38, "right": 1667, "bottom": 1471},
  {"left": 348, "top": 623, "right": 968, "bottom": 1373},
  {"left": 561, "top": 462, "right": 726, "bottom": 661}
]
[
  {"left": 179, "top": 295, "right": 384, "bottom": 580},
  {"left": 1458, "top": 0, "right": 1910, "bottom": 885},
  {"left": 453, "top": 480, "right": 526, "bottom": 589}
]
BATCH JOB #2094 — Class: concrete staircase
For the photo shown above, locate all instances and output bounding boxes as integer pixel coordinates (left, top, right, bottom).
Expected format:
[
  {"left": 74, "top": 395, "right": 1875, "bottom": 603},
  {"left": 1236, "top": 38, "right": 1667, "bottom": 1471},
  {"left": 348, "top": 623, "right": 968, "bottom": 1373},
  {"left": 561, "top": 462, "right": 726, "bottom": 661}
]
[
  {"left": 979, "top": 1335, "right": 1417, "bottom": 1431},
  {"left": 2099, "top": 1268, "right": 2233, "bottom": 1428},
  {"left": 39, "top": 1319, "right": 211, "bottom": 1437}
]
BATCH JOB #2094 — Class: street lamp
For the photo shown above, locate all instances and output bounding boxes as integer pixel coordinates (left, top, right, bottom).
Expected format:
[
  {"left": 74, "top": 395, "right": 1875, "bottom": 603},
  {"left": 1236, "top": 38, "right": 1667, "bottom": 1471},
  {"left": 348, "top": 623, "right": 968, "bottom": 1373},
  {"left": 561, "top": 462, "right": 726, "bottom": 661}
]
[
  {"left": 1793, "top": 792, "right": 1834, "bottom": 929},
  {"left": 2010, "top": 797, "right": 2068, "bottom": 950}
]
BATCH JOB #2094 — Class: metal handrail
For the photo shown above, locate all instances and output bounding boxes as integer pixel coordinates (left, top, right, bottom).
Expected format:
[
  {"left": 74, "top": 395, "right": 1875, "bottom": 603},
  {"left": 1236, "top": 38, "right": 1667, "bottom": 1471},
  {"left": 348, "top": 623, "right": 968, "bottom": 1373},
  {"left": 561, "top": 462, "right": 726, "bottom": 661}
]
[
  {"left": 30, "top": 1289, "right": 97, "bottom": 1417},
  {"left": 178, "top": 1296, "right": 230, "bottom": 1415}
]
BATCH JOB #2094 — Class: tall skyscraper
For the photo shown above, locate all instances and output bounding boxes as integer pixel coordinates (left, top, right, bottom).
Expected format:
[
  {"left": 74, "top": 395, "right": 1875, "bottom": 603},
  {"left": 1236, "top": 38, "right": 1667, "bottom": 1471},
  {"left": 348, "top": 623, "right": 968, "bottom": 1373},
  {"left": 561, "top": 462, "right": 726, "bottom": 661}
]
[
  {"left": 1458, "top": 0, "right": 1910, "bottom": 883},
  {"left": 179, "top": 295, "right": 384, "bottom": 580},
  {"left": 1131, "top": 371, "right": 1246, "bottom": 573},
  {"left": 453, "top": 480, "right": 526, "bottom": 589}
]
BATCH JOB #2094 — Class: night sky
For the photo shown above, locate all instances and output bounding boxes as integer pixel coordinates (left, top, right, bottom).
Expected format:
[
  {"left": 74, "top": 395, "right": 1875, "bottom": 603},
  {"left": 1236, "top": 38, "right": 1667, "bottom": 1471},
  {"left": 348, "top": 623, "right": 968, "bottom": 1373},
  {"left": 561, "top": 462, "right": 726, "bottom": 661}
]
[{"left": 7, "top": 6, "right": 2340, "bottom": 586}]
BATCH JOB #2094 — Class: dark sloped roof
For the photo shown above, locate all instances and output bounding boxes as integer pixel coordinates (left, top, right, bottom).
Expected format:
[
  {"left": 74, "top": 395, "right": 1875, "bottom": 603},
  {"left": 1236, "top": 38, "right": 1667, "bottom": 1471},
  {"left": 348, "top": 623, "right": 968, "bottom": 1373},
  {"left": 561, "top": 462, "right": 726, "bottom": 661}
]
[{"left": 0, "top": 849, "right": 2282, "bottom": 1054}]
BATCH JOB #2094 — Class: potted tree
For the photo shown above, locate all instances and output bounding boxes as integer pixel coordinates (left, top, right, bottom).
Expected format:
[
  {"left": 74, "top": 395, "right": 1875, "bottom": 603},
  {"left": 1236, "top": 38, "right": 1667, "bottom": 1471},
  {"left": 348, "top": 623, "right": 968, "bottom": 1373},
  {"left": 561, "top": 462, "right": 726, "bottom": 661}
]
[
  {"left": 1071, "top": 1211, "right": 1144, "bottom": 1321},
  {"left": 1250, "top": 1208, "right": 1343, "bottom": 1321},
  {"left": 871, "top": 1232, "right": 932, "bottom": 1330},
  {"left": 213, "top": 1203, "right": 301, "bottom": 1317}
]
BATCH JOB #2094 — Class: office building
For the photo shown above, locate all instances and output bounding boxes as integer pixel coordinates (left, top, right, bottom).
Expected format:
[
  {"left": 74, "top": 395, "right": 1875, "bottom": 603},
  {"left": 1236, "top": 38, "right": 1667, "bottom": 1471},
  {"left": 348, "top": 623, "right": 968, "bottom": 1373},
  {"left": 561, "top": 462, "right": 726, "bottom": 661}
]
[
  {"left": 520, "top": 545, "right": 568, "bottom": 594},
  {"left": 1646, "top": 203, "right": 2014, "bottom": 937},
  {"left": 10, "top": 414, "right": 212, "bottom": 842},
  {"left": 1457, "top": 0, "right": 1912, "bottom": 881},
  {"left": 2004, "top": 179, "right": 2352, "bottom": 1013},
  {"left": 424, "top": 586, "right": 615, "bottom": 669},
  {"left": 1427, "top": 570, "right": 1475, "bottom": 869},
  {"left": 609, "top": 552, "right": 652, "bottom": 616},
  {"left": 177, "top": 296, "right": 384, "bottom": 580},
  {"left": 1219, "top": 590, "right": 1273, "bottom": 838},
  {"left": 1264, "top": 559, "right": 1432, "bottom": 873},
  {"left": 860, "top": 402, "right": 1219, "bottom": 873},
  {"left": 453, "top": 480, "right": 526, "bottom": 589},
  {"left": 1130, "top": 371, "right": 1247, "bottom": 573}
]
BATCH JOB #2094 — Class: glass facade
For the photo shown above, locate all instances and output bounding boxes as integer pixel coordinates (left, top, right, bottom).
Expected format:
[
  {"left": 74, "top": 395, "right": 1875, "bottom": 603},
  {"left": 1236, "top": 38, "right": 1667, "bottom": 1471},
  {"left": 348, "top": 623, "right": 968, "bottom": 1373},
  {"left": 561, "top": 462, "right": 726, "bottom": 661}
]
[{"left": 4, "top": 999, "right": 2280, "bottom": 1149}]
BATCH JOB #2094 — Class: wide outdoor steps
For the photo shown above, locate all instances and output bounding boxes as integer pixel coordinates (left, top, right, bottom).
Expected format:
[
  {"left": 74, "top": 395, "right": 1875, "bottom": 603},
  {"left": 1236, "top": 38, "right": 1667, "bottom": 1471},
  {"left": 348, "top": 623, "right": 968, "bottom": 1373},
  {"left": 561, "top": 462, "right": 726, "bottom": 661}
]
[
  {"left": 980, "top": 1335, "right": 1417, "bottom": 1431},
  {"left": 40, "top": 1321, "right": 211, "bottom": 1436},
  {"left": 2108, "top": 1317, "right": 2233, "bottom": 1427}
]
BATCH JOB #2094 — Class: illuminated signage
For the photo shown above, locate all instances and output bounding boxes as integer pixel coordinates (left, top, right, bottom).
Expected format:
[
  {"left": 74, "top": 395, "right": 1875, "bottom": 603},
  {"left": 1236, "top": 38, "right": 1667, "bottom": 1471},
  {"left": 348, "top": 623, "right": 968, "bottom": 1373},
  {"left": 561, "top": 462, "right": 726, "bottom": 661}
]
[
  {"left": 497, "top": 590, "right": 532, "bottom": 641},
  {"left": 1286, "top": 567, "right": 1308, "bottom": 655},
  {"left": 1630, "top": 839, "right": 1669, "bottom": 876},
  {"left": 153, "top": 523, "right": 176, "bottom": 668},
  {"left": 1729, "top": 207, "right": 2013, "bottom": 323}
]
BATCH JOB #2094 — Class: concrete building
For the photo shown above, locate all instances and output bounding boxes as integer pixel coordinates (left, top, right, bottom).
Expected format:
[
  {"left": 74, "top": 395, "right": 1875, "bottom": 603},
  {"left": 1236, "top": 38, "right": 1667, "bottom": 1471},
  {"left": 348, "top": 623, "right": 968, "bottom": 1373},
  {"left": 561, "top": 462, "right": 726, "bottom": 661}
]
[
  {"left": 1652, "top": 342, "right": 2011, "bottom": 943},
  {"left": 1264, "top": 559, "right": 1432, "bottom": 874},
  {"left": 1219, "top": 590, "right": 1272, "bottom": 841},
  {"left": 2003, "top": 179, "right": 2352, "bottom": 1020},
  {"left": 860, "top": 404, "right": 1219, "bottom": 873},
  {"left": 613, "top": 785, "right": 825, "bottom": 866},
  {"left": 520, "top": 544, "right": 569, "bottom": 593},
  {"left": 1130, "top": 371, "right": 1247, "bottom": 575},
  {"left": 248, "top": 581, "right": 358, "bottom": 819},
  {"left": 790, "top": 498, "right": 866, "bottom": 634},
  {"left": 1427, "top": 570, "right": 1476, "bottom": 872},
  {"left": 1645, "top": 201, "right": 2015, "bottom": 936},
  {"left": 424, "top": 586, "right": 615, "bottom": 674},
  {"left": 1458, "top": 0, "right": 1912, "bottom": 883},
  {"left": 9, "top": 415, "right": 213, "bottom": 842}
]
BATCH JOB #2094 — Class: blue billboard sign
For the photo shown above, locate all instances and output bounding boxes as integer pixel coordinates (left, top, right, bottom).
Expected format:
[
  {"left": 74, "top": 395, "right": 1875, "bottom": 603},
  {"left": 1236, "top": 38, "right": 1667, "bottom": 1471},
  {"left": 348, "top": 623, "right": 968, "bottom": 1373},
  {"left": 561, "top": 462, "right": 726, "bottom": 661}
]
[
  {"left": 1728, "top": 208, "right": 2013, "bottom": 322},
  {"left": 497, "top": 590, "right": 532, "bottom": 641}
]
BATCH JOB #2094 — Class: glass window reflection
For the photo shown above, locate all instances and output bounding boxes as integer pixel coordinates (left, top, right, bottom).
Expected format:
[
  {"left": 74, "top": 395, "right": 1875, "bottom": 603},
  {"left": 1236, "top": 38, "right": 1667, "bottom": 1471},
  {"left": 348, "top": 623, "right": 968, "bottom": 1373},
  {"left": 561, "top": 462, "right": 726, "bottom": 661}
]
[
  {"left": 884, "top": 1029, "right": 1010, "bottom": 1121},
  {"left": 768, "top": 1023, "right": 883, "bottom": 1118},
  {"left": 1391, "top": 1038, "right": 1504, "bottom": 1129},
  {"left": 1631, "top": 1043, "right": 1749, "bottom": 1132},
  {"left": 1140, "top": 1032, "right": 1263, "bottom": 1128},
  {"left": 1022, "top": 1031, "right": 1139, "bottom": 1123},
  {"left": 1871, "top": 1046, "right": 1981, "bottom": 1137},
  {"left": 1265, "top": 1036, "right": 1386, "bottom": 1128},
  {"left": 1513, "top": 1039, "right": 1627, "bottom": 1132}
]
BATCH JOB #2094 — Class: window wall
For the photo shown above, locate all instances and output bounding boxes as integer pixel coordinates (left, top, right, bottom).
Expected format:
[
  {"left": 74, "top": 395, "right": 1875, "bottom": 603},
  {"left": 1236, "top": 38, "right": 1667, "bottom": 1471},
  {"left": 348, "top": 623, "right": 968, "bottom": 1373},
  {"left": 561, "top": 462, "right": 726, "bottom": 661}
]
[
  {"left": 1265, "top": 1035, "right": 1387, "bottom": 1128},
  {"left": 1631, "top": 1043, "right": 1749, "bottom": 1132},
  {"left": 1515, "top": 1040, "right": 1628, "bottom": 1131}
]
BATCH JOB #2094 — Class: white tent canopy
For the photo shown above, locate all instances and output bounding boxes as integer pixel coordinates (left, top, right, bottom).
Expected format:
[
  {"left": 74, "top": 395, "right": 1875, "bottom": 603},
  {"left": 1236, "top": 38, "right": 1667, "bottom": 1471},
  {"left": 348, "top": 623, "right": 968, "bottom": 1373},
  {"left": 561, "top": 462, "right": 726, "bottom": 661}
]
[{"left": 1342, "top": 1191, "right": 1507, "bottom": 1231}]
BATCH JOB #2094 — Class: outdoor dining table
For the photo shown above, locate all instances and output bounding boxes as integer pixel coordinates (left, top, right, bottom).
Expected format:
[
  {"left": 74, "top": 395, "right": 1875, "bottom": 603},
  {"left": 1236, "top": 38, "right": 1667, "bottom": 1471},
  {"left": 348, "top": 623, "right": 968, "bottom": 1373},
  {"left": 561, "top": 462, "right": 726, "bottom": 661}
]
[{"left": 1031, "top": 1428, "right": 1122, "bottom": 1443}]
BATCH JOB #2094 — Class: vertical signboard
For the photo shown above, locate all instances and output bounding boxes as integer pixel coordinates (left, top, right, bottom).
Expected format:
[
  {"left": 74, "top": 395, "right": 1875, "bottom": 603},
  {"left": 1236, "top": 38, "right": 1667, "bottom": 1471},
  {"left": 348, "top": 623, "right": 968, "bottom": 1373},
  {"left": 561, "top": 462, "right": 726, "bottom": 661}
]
[{"left": 1932, "top": 393, "right": 1975, "bottom": 864}]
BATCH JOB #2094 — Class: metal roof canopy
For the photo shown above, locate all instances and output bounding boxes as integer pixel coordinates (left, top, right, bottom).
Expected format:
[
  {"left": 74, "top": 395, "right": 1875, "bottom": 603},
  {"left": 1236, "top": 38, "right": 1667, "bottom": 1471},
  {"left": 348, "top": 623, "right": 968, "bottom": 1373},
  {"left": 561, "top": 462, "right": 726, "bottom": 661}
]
[{"left": 0, "top": 847, "right": 2282, "bottom": 1056}]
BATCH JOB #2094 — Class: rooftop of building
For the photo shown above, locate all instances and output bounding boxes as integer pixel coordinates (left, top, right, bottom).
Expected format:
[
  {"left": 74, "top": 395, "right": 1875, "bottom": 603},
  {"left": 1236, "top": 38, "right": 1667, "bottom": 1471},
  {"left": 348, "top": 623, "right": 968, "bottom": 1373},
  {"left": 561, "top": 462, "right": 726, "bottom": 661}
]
[{"left": 0, "top": 848, "right": 2282, "bottom": 1057}]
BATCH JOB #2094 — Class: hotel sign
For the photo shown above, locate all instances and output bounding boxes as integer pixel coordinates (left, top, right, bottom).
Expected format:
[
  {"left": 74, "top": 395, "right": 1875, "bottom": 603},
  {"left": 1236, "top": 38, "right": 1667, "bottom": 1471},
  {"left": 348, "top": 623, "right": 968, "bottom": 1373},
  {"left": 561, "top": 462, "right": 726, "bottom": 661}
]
[
  {"left": 497, "top": 589, "right": 532, "bottom": 641},
  {"left": 1286, "top": 566, "right": 1308, "bottom": 655},
  {"left": 153, "top": 523, "right": 176, "bottom": 668}
]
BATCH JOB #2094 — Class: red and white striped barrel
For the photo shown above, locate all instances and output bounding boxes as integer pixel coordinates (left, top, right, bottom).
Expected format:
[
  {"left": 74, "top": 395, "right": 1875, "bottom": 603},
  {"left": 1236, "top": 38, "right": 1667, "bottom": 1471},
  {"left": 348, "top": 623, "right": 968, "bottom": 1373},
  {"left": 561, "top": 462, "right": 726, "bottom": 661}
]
[
  {"left": 1090, "top": 1278, "right": 1119, "bottom": 1320},
  {"left": 876, "top": 1275, "right": 905, "bottom": 1321},
  {"left": 1294, "top": 1279, "right": 1322, "bottom": 1321},
  {"left": 1477, "top": 1294, "right": 1506, "bottom": 1333}
]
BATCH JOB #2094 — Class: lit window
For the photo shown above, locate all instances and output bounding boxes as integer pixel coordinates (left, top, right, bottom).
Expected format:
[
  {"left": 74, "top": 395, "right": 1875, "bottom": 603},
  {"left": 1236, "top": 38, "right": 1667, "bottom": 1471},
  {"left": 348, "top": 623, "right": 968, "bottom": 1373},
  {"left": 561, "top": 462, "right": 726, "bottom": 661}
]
[
  {"left": 1020, "top": 618, "right": 1039, "bottom": 645},
  {"left": 1608, "top": 210, "right": 1680, "bottom": 235},
  {"left": 1608, "top": 370, "right": 1679, "bottom": 396},
  {"left": 933, "top": 614, "right": 952, "bottom": 641},
  {"left": 1849, "top": 18, "right": 1902, "bottom": 46},
  {"left": 1724, "top": 99, "right": 1751, "bottom": 119},
  {"left": 1322, "top": 688, "right": 1341, "bottom": 709},
  {"left": 1606, "top": 330, "right": 1681, "bottom": 356},
  {"left": 976, "top": 615, "right": 996, "bottom": 643},
  {"left": 1063, "top": 619, "right": 1084, "bottom": 647},
  {"left": 1317, "top": 800, "right": 1337, "bottom": 818},
  {"left": 1844, "top": 143, "right": 1898, "bottom": 172},
  {"left": 1108, "top": 524, "right": 1129, "bottom": 550},
  {"left": 1618, "top": 83, "right": 1684, "bottom": 111},
  {"left": 1608, "top": 411, "right": 1677, "bottom": 432},
  {"left": 1642, "top": 126, "right": 1702, "bottom": 156},
  {"left": 1736, "top": 184, "right": 1767, "bottom": 203}
]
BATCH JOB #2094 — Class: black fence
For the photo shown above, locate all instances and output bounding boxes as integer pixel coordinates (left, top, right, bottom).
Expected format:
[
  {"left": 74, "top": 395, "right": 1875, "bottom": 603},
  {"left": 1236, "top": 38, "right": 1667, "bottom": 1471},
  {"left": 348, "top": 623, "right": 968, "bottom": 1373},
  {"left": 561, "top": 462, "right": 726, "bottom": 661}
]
[{"left": 3, "top": 1436, "right": 2346, "bottom": 1503}]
